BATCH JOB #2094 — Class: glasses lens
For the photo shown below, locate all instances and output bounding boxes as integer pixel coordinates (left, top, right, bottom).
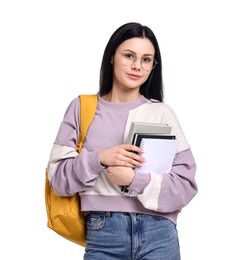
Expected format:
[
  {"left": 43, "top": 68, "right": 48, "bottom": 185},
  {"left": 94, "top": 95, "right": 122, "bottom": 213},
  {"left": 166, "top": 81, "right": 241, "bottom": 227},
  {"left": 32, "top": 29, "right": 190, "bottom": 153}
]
[
  {"left": 141, "top": 58, "right": 157, "bottom": 71},
  {"left": 121, "top": 52, "right": 135, "bottom": 66}
]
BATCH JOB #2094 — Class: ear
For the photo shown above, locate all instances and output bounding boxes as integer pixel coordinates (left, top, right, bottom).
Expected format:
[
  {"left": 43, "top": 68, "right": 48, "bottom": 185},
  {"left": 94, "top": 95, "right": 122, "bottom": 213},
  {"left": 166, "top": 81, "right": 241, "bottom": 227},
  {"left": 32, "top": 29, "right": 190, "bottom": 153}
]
[{"left": 111, "top": 56, "right": 114, "bottom": 64}]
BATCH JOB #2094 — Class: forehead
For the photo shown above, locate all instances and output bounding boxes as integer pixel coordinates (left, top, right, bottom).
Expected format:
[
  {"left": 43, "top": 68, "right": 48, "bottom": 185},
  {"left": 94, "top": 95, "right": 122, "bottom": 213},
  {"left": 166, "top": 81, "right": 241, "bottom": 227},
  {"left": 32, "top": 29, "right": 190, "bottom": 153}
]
[{"left": 117, "top": 37, "right": 155, "bottom": 55}]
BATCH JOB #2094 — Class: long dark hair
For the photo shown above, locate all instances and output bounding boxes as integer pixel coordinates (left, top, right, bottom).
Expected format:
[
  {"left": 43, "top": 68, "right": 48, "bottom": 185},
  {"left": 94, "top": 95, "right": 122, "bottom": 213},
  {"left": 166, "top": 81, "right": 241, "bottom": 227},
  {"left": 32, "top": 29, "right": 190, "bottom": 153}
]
[{"left": 98, "top": 22, "right": 164, "bottom": 102}]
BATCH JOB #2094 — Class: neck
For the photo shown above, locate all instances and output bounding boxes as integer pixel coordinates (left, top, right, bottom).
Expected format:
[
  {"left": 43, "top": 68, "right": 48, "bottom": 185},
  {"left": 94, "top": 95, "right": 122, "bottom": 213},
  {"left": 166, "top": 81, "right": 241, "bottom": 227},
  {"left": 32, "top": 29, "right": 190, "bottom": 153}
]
[{"left": 102, "top": 89, "right": 141, "bottom": 103}]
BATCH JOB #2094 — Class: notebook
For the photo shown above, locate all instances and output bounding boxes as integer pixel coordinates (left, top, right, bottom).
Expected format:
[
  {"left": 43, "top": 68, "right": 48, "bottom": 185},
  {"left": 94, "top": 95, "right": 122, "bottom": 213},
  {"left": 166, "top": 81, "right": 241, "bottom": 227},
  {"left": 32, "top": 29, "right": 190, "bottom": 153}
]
[{"left": 134, "top": 134, "right": 178, "bottom": 174}]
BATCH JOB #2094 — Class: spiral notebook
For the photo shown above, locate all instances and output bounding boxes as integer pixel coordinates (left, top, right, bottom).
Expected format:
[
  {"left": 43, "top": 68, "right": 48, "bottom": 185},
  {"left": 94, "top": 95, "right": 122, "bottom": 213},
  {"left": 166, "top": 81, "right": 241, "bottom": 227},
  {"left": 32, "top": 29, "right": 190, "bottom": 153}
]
[{"left": 134, "top": 134, "right": 178, "bottom": 174}]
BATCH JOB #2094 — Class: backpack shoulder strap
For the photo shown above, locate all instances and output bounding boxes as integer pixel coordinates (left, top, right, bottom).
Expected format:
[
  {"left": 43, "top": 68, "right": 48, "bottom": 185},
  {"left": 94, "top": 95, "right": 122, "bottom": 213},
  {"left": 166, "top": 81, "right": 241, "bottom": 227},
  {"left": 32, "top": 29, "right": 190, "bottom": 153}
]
[{"left": 76, "top": 94, "right": 98, "bottom": 153}]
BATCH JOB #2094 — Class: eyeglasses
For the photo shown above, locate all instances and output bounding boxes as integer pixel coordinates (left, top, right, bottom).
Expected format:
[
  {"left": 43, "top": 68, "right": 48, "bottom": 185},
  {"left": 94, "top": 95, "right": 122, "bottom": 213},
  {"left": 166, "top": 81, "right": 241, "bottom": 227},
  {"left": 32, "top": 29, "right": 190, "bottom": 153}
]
[{"left": 119, "top": 51, "right": 158, "bottom": 71}]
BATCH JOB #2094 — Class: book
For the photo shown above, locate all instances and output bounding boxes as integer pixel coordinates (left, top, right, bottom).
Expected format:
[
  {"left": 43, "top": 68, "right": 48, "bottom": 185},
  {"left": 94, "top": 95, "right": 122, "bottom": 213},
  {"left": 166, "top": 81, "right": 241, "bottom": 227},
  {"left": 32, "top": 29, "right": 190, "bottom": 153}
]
[{"left": 126, "top": 122, "right": 172, "bottom": 144}]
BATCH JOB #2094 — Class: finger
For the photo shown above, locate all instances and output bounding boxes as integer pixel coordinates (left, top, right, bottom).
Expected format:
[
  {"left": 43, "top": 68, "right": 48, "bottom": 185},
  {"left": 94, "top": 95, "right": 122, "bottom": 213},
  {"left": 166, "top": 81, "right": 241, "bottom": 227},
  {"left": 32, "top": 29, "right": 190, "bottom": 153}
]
[
  {"left": 130, "top": 151, "right": 144, "bottom": 162},
  {"left": 122, "top": 150, "right": 144, "bottom": 163},
  {"left": 118, "top": 154, "right": 143, "bottom": 167},
  {"left": 121, "top": 144, "right": 143, "bottom": 154}
]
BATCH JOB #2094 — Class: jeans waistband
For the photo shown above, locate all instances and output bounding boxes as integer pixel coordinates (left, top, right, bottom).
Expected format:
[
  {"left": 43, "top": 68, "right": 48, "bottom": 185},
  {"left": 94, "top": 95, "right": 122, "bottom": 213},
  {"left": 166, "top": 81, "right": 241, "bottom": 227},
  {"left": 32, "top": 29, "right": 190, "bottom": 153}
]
[{"left": 84, "top": 211, "right": 164, "bottom": 219}]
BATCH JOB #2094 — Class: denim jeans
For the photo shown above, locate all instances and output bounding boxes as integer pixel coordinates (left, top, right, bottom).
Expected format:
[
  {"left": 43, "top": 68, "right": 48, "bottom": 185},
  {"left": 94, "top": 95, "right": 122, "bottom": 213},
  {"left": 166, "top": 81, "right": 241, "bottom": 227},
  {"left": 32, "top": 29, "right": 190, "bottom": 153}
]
[{"left": 84, "top": 212, "right": 180, "bottom": 260}]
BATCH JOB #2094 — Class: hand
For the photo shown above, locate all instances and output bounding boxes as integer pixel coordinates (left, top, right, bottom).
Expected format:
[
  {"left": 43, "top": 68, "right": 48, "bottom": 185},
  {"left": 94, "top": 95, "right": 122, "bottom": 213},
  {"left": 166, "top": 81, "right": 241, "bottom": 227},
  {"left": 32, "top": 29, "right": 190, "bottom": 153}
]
[
  {"left": 106, "top": 166, "right": 135, "bottom": 186},
  {"left": 99, "top": 144, "right": 144, "bottom": 168}
]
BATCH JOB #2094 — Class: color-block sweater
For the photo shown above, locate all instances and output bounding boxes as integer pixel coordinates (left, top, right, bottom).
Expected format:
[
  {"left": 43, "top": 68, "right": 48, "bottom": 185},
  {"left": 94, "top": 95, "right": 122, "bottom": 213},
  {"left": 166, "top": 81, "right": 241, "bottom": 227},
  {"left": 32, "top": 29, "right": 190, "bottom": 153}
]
[{"left": 47, "top": 95, "right": 197, "bottom": 224}]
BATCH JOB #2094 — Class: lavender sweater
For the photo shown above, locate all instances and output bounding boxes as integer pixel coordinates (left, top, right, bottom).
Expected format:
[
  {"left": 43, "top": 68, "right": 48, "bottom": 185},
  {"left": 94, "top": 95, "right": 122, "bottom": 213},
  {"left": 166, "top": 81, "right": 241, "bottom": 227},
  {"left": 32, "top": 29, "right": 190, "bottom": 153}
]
[{"left": 47, "top": 95, "right": 197, "bottom": 224}]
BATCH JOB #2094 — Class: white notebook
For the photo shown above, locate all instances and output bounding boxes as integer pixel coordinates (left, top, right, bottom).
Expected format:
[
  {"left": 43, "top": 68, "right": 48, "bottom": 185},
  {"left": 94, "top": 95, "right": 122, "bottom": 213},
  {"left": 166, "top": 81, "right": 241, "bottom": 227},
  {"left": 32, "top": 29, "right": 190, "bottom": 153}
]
[{"left": 134, "top": 136, "right": 178, "bottom": 174}]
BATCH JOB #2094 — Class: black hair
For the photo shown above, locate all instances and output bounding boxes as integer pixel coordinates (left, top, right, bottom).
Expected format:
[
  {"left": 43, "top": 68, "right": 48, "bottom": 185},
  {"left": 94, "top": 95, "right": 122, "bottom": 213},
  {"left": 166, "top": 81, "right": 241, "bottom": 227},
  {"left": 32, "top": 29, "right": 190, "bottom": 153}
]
[{"left": 98, "top": 22, "right": 164, "bottom": 102}]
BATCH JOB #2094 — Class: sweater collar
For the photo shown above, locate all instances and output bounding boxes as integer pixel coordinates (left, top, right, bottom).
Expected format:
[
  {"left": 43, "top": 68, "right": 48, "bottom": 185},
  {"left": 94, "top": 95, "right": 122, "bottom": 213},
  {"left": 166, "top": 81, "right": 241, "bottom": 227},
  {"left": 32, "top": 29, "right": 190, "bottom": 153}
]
[{"left": 98, "top": 95, "right": 148, "bottom": 112}]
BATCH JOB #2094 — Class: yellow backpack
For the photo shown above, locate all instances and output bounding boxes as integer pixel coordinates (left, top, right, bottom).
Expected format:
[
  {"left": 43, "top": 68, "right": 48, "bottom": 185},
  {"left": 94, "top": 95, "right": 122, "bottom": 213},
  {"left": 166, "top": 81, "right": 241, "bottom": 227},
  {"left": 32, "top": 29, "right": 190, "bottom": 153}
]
[{"left": 45, "top": 94, "right": 98, "bottom": 247}]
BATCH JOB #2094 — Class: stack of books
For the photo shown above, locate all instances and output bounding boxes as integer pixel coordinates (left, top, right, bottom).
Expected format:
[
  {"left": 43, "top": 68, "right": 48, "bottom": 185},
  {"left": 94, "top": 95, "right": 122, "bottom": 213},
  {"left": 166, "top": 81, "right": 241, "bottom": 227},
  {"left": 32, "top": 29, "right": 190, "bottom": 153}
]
[
  {"left": 126, "top": 122, "right": 172, "bottom": 145},
  {"left": 122, "top": 122, "right": 178, "bottom": 196}
]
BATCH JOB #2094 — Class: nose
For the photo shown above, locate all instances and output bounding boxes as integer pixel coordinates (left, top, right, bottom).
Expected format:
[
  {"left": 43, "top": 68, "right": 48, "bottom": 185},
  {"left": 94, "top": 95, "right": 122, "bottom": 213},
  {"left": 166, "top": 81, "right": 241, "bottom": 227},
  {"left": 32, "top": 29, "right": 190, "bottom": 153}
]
[{"left": 131, "top": 57, "right": 141, "bottom": 70}]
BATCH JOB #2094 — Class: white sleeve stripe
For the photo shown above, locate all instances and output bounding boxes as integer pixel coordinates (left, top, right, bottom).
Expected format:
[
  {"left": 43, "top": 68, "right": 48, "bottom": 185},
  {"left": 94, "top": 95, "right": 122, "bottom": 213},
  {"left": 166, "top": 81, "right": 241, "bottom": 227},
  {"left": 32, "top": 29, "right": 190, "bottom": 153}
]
[
  {"left": 137, "top": 174, "right": 163, "bottom": 211},
  {"left": 47, "top": 144, "right": 78, "bottom": 180}
]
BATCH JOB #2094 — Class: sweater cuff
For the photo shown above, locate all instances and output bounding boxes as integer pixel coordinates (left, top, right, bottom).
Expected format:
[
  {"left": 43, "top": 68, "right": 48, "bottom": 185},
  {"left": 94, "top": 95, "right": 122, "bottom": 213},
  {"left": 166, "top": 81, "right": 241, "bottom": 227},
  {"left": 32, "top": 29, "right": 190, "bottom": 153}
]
[
  {"left": 128, "top": 172, "right": 151, "bottom": 194},
  {"left": 84, "top": 150, "right": 104, "bottom": 174}
]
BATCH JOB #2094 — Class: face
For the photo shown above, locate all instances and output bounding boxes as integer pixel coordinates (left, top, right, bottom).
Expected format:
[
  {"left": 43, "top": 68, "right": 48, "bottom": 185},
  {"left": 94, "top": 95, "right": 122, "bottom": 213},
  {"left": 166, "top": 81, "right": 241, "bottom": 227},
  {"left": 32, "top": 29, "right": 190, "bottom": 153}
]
[{"left": 112, "top": 37, "right": 155, "bottom": 93}]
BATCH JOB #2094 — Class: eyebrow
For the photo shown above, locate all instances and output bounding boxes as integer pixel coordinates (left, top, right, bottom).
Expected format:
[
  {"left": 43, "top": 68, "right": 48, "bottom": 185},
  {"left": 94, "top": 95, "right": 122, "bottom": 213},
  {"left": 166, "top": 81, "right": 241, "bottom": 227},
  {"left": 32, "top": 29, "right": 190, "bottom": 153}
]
[{"left": 122, "top": 49, "right": 154, "bottom": 57}]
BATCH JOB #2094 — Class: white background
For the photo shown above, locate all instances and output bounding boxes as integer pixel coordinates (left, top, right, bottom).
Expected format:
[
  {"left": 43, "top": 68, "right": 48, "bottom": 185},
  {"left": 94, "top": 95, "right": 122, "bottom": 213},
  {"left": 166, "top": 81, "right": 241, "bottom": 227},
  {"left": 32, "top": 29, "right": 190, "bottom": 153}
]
[{"left": 1, "top": 0, "right": 243, "bottom": 259}]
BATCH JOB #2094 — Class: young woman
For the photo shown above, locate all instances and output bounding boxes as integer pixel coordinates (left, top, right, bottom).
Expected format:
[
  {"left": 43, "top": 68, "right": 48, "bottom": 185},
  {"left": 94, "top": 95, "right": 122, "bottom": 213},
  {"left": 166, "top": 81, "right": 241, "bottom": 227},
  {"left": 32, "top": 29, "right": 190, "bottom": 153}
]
[{"left": 47, "top": 22, "right": 198, "bottom": 259}]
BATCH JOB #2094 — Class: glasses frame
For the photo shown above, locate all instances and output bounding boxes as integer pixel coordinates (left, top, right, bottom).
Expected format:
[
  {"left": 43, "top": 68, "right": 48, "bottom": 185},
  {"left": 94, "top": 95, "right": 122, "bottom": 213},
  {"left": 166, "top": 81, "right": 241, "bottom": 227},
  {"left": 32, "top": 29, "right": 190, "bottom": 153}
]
[{"left": 119, "top": 51, "right": 158, "bottom": 72}]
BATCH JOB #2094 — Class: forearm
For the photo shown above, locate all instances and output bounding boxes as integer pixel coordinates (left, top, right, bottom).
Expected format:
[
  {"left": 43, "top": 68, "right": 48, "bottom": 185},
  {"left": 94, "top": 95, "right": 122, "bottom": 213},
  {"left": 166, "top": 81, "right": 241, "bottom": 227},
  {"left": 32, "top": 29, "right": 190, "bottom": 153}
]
[{"left": 48, "top": 144, "right": 103, "bottom": 196}]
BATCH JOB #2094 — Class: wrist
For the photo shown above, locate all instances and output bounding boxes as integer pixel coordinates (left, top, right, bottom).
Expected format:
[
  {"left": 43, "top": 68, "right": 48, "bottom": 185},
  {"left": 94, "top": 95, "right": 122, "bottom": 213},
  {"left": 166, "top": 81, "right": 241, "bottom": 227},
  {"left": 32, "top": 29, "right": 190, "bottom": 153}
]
[
  {"left": 98, "top": 150, "right": 105, "bottom": 166},
  {"left": 128, "top": 169, "right": 136, "bottom": 186}
]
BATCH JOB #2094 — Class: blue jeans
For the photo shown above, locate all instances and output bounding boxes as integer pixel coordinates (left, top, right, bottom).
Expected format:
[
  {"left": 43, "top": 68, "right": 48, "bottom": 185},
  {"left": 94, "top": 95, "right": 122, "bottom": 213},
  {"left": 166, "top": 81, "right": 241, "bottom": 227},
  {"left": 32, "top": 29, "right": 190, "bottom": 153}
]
[{"left": 84, "top": 212, "right": 180, "bottom": 260}]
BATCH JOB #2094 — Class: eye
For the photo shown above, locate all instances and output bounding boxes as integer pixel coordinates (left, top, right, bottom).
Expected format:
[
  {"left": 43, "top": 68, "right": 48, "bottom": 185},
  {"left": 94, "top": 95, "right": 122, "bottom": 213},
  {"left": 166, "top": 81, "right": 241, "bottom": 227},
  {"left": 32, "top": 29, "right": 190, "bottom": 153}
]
[
  {"left": 123, "top": 52, "right": 135, "bottom": 60},
  {"left": 142, "top": 56, "right": 153, "bottom": 63}
]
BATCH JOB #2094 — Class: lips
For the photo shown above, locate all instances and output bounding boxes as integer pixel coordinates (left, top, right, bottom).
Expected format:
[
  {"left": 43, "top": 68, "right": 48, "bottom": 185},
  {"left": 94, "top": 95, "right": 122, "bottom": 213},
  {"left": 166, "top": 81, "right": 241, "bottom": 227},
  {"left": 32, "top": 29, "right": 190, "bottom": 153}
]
[{"left": 127, "top": 73, "right": 141, "bottom": 79}]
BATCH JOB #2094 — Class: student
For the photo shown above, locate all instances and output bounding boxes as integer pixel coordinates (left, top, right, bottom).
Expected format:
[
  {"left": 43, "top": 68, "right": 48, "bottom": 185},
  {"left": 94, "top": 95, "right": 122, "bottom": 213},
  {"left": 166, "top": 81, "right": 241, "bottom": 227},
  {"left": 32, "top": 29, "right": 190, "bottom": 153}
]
[{"left": 47, "top": 22, "right": 198, "bottom": 260}]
